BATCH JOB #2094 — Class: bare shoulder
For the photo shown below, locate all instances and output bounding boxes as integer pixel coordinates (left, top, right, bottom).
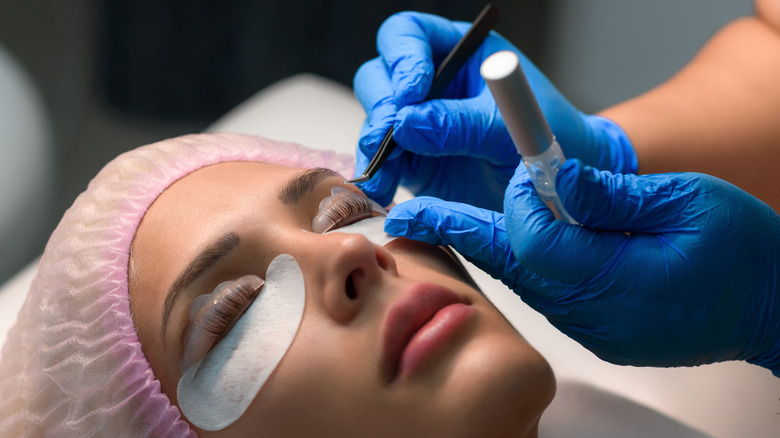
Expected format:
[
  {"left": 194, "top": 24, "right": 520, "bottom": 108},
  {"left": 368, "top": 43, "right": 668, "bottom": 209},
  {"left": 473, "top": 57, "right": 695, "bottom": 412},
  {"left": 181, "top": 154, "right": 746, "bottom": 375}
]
[{"left": 755, "top": 0, "right": 780, "bottom": 34}]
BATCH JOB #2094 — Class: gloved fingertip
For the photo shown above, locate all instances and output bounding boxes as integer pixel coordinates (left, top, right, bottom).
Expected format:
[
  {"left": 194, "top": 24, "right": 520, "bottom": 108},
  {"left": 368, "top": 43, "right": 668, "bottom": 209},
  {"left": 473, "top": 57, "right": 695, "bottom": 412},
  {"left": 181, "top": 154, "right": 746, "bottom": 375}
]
[
  {"left": 509, "top": 160, "right": 530, "bottom": 182},
  {"left": 559, "top": 158, "right": 612, "bottom": 200},
  {"left": 385, "top": 206, "right": 432, "bottom": 241},
  {"left": 385, "top": 199, "right": 448, "bottom": 245},
  {"left": 383, "top": 211, "right": 411, "bottom": 237},
  {"left": 582, "top": 115, "right": 639, "bottom": 174},
  {"left": 556, "top": 158, "right": 587, "bottom": 194},
  {"left": 556, "top": 159, "right": 613, "bottom": 227}
]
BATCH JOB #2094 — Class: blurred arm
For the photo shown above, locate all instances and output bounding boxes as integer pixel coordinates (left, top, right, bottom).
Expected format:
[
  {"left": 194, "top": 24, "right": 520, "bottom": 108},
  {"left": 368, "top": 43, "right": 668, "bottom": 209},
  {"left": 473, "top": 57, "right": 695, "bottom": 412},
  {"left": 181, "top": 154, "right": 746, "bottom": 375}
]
[{"left": 600, "top": 1, "right": 780, "bottom": 212}]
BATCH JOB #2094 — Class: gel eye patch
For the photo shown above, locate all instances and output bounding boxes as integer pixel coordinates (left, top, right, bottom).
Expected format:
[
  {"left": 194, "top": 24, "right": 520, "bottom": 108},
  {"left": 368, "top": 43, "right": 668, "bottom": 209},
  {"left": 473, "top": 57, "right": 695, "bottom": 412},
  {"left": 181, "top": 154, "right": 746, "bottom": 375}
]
[{"left": 177, "top": 254, "right": 306, "bottom": 431}]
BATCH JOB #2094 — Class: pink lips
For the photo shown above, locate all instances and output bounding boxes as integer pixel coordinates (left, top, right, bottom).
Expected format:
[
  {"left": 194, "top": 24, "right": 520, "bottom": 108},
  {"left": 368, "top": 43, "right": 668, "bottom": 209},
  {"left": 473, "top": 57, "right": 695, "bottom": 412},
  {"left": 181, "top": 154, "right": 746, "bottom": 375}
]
[{"left": 382, "top": 283, "right": 475, "bottom": 383}]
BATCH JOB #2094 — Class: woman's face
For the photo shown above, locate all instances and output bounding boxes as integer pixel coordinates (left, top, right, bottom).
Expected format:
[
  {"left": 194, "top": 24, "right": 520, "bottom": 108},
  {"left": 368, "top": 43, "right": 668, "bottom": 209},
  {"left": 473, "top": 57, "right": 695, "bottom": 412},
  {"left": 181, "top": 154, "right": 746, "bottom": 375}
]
[{"left": 129, "top": 161, "right": 554, "bottom": 437}]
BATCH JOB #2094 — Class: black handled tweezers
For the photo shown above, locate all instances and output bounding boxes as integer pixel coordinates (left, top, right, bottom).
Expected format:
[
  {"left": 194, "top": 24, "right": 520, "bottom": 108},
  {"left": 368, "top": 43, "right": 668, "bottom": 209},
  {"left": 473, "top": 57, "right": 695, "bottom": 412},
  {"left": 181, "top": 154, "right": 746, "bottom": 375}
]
[{"left": 347, "top": 3, "right": 499, "bottom": 184}]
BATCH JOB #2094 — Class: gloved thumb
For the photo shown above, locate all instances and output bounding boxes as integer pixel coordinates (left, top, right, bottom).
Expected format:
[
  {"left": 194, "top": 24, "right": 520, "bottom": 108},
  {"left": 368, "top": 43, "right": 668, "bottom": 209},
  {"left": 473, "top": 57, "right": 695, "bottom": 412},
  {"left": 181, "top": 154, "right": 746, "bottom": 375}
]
[
  {"left": 384, "top": 196, "right": 526, "bottom": 289},
  {"left": 556, "top": 159, "right": 705, "bottom": 233},
  {"left": 503, "top": 159, "right": 710, "bottom": 284}
]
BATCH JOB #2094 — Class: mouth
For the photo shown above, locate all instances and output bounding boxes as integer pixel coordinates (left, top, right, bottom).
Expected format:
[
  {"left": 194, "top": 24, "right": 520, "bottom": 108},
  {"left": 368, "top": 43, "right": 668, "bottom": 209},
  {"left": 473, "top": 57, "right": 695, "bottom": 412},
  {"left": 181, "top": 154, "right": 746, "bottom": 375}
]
[{"left": 381, "top": 283, "right": 475, "bottom": 383}]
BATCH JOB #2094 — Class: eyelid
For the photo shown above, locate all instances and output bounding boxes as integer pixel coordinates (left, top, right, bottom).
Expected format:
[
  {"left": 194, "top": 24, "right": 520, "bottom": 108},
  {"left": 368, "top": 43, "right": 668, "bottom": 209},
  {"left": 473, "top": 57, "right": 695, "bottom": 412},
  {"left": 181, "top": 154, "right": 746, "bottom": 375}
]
[{"left": 179, "top": 275, "right": 264, "bottom": 373}]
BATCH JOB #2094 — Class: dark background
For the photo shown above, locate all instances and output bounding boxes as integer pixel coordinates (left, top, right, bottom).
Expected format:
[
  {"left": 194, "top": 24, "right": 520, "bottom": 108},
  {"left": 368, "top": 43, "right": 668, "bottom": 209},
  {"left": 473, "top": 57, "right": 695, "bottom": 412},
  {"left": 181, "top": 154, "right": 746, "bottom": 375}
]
[
  {"left": 0, "top": 0, "right": 550, "bottom": 214},
  {"left": 99, "top": 1, "right": 550, "bottom": 122},
  {"left": 0, "top": 0, "right": 751, "bottom": 282}
]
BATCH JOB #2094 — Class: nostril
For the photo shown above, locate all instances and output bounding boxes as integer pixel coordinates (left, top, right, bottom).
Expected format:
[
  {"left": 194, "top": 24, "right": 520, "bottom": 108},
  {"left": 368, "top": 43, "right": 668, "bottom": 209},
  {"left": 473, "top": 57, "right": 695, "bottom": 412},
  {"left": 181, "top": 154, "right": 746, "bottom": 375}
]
[{"left": 345, "top": 270, "right": 361, "bottom": 300}]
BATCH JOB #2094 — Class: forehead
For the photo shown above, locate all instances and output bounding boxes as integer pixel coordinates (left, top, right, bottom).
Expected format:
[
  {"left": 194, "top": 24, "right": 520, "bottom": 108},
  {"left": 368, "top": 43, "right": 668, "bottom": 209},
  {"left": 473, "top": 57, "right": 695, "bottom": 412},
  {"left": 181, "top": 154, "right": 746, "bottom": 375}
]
[
  {"left": 140, "top": 161, "right": 303, "bottom": 230},
  {"left": 161, "top": 161, "right": 300, "bottom": 204},
  {"left": 136, "top": 160, "right": 304, "bottom": 254}
]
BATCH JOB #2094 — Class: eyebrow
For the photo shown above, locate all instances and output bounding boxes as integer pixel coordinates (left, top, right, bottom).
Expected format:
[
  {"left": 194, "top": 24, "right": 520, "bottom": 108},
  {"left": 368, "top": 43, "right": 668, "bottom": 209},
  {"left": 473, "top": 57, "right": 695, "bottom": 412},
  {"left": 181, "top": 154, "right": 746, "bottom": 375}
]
[
  {"left": 279, "top": 167, "right": 340, "bottom": 204},
  {"left": 161, "top": 232, "right": 240, "bottom": 348}
]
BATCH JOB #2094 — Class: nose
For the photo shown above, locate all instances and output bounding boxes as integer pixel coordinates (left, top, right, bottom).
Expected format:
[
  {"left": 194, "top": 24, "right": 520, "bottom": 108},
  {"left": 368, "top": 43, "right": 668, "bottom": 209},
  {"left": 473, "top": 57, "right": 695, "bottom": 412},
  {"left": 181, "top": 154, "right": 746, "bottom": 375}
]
[{"left": 300, "top": 233, "right": 396, "bottom": 323}]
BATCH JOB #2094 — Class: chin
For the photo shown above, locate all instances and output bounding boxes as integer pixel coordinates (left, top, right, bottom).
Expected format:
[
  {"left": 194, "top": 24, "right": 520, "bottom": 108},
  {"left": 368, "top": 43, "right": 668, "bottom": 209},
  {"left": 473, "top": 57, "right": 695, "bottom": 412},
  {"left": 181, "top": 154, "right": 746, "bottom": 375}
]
[{"left": 435, "top": 330, "right": 556, "bottom": 438}]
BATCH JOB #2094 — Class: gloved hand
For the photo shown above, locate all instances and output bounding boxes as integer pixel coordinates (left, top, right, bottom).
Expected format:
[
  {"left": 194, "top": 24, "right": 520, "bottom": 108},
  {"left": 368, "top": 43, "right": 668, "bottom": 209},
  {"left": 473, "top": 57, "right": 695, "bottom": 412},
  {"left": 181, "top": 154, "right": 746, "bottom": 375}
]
[
  {"left": 354, "top": 11, "right": 637, "bottom": 208},
  {"left": 385, "top": 159, "right": 780, "bottom": 374}
]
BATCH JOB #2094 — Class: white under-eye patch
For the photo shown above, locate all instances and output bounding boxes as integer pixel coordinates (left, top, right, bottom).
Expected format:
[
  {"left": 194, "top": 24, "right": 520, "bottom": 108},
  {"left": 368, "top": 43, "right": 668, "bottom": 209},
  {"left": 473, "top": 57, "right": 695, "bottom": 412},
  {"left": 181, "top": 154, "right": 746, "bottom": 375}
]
[
  {"left": 177, "top": 218, "right": 395, "bottom": 430},
  {"left": 177, "top": 254, "right": 305, "bottom": 431},
  {"left": 326, "top": 215, "right": 399, "bottom": 246}
]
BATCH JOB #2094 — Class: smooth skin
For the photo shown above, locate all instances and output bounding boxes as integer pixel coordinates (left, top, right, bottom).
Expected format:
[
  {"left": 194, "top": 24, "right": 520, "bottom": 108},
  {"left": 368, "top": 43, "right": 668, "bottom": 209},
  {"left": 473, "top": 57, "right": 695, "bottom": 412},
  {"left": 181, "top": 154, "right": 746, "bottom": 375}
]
[
  {"left": 601, "top": 0, "right": 780, "bottom": 211},
  {"left": 129, "top": 161, "right": 554, "bottom": 437}
]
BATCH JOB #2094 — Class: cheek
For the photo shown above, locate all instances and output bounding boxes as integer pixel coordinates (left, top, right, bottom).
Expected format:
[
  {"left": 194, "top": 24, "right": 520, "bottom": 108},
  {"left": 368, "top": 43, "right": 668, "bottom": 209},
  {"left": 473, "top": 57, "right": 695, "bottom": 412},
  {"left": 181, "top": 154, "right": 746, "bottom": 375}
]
[
  {"left": 390, "top": 241, "right": 470, "bottom": 284},
  {"left": 233, "top": 313, "right": 386, "bottom": 435}
]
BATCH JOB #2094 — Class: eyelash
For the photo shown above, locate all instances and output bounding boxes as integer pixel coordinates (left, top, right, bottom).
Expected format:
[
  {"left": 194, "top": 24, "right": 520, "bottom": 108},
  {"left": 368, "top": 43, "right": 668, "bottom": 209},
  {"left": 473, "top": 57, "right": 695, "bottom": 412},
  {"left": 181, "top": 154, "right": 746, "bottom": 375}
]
[
  {"left": 312, "top": 188, "right": 385, "bottom": 234},
  {"left": 197, "top": 279, "right": 260, "bottom": 337},
  {"left": 319, "top": 195, "right": 375, "bottom": 230},
  {"left": 180, "top": 275, "right": 263, "bottom": 373}
]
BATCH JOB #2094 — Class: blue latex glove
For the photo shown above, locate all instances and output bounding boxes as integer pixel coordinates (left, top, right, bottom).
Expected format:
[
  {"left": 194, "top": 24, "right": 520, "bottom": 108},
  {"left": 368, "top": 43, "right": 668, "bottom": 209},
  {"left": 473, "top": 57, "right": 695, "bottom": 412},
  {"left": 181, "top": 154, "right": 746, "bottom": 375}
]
[
  {"left": 354, "top": 11, "right": 637, "bottom": 208},
  {"left": 385, "top": 160, "right": 780, "bottom": 374}
]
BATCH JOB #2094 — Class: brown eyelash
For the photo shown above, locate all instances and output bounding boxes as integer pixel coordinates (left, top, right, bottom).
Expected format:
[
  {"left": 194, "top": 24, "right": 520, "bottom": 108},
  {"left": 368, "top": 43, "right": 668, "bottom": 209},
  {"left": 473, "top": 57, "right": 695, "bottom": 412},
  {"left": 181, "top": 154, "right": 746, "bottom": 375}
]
[
  {"left": 198, "top": 278, "right": 262, "bottom": 338},
  {"left": 179, "top": 276, "right": 264, "bottom": 374},
  {"left": 319, "top": 195, "right": 375, "bottom": 231}
]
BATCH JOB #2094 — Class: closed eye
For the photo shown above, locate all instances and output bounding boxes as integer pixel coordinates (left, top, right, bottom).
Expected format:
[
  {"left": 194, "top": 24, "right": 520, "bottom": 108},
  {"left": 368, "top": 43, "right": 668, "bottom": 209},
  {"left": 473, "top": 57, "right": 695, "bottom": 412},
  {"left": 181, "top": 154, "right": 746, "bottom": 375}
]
[
  {"left": 312, "top": 188, "right": 386, "bottom": 233},
  {"left": 179, "top": 275, "right": 264, "bottom": 373}
]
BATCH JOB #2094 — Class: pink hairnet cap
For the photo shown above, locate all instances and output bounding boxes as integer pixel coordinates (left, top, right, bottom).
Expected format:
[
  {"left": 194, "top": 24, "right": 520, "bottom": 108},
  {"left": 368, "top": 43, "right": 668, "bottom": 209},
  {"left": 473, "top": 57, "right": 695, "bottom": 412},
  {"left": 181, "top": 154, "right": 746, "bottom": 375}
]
[{"left": 0, "top": 133, "right": 354, "bottom": 436}]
